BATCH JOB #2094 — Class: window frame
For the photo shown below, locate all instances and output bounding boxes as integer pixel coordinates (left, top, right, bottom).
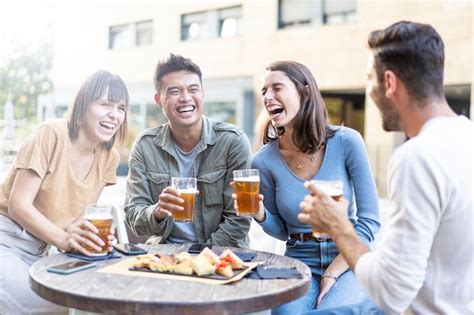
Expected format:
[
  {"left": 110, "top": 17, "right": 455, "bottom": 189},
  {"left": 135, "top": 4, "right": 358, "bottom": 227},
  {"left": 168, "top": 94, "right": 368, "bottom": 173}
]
[
  {"left": 108, "top": 19, "right": 153, "bottom": 50},
  {"left": 278, "top": 0, "right": 356, "bottom": 29},
  {"left": 181, "top": 6, "right": 242, "bottom": 41}
]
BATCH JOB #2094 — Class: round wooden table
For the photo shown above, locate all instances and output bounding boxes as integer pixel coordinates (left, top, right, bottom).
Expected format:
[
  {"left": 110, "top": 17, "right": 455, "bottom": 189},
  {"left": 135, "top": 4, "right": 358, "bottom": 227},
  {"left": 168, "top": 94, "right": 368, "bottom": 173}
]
[{"left": 30, "top": 244, "right": 311, "bottom": 314}]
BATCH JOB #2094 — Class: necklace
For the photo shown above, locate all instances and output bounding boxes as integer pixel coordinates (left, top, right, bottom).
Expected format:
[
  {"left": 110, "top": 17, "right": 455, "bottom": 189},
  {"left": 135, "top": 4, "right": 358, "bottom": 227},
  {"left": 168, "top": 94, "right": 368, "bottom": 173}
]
[{"left": 296, "top": 153, "right": 316, "bottom": 170}]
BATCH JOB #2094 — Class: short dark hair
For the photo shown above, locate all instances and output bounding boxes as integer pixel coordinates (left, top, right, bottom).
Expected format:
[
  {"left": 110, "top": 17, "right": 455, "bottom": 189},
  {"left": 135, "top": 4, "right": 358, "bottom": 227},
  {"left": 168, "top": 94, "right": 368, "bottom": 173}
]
[
  {"left": 68, "top": 70, "right": 129, "bottom": 150},
  {"left": 263, "top": 61, "right": 335, "bottom": 154},
  {"left": 368, "top": 21, "right": 445, "bottom": 102},
  {"left": 153, "top": 54, "right": 202, "bottom": 92}
]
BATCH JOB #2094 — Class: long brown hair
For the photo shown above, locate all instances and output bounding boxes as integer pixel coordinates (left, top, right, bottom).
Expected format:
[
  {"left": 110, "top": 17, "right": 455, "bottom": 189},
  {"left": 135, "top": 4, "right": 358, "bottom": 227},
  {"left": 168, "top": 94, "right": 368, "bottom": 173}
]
[{"left": 262, "top": 61, "right": 335, "bottom": 154}]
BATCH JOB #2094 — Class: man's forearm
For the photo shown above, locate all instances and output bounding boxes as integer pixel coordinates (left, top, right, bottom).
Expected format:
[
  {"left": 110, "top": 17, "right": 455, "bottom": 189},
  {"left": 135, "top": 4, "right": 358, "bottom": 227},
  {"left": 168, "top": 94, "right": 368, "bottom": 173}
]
[{"left": 331, "top": 226, "right": 370, "bottom": 270}]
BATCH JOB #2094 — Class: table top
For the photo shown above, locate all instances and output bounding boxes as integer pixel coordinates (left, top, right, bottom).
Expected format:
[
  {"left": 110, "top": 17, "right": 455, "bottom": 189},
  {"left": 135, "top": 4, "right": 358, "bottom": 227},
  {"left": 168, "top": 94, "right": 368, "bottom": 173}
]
[{"left": 30, "top": 244, "right": 311, "bottom": 315}]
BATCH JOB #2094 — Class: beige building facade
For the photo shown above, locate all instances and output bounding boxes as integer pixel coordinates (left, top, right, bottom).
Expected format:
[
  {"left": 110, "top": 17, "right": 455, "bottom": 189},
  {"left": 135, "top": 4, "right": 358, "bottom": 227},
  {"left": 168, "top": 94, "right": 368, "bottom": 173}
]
[{"left": 51, "top": 0, "right": 472, "bottom": 196}]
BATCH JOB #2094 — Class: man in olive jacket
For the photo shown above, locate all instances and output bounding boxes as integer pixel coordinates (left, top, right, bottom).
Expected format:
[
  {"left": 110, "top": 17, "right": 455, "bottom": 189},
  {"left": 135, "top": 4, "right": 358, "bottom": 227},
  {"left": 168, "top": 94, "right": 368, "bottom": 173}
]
[{"left": 124, "top": 54, "right": 251, "bottom": 247}]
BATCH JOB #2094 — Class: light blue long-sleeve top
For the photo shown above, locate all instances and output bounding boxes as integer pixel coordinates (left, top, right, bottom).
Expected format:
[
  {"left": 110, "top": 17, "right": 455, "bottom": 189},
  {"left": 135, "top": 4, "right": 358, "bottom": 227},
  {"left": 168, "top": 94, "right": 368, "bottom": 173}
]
[{"left": 252, "top": 126, "right": 380, "bottom": 244}]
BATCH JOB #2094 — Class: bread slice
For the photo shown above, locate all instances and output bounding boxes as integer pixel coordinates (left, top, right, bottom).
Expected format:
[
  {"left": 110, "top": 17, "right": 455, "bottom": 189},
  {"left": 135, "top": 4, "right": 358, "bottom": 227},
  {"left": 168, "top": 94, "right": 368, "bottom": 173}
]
[
  {"left": 175, "top": 251, "right": 193, "bottom": 263},
  {"left": 173, "top": 260, "right": 193, "bottom": 275},
  {"left": 220, "top": 249, "right": 244, "bottom": 269},
  {"left": 216, "top": 265, "right": 234, "bottom": 277},
  {"left": 191, "top": 257, "right": 215, "bottom": 276},
  {"left": 155, "top": 253, "right": 178, "bottom": 266},
  {"left": 197, "top": 247, "right": 220, "bottom": 265}
]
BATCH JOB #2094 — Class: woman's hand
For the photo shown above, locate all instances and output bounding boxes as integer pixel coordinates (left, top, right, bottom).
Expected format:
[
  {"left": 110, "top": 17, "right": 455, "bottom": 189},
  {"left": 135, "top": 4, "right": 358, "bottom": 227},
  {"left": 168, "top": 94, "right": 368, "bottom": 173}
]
[
  {"left": 316, "top": 253, "right": 349, "bottom": 308},
  {"left": 230, "top": 181, "right": 265, "bottom": 222},
  {"left": 63, "top": 217, "right": 113, "bottom": 255},
  {"left": 317, "top": 275, "right": 337, "bottom": 308}
]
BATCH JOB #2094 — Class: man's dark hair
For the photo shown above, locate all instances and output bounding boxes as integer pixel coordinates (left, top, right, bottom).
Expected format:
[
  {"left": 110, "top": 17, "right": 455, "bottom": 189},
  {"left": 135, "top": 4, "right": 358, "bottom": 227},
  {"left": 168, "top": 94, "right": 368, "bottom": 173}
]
[
  {"left": 368, "top": 21, "right": 445, "bottom": 102},
  {"left": 262, "top": 60, "right": 335, "bottom": 154},
  {"left": 153, "top": 54, "right": 202, "bottom": 92}
]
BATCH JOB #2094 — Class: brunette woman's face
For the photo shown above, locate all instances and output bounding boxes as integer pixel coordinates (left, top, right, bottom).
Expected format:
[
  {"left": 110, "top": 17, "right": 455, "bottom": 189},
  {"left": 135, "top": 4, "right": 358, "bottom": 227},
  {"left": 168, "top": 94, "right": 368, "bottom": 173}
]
[
  {"left": 261, "top": 70, "right": 301, "bottom": 129},
  {"left": 81, "top": 93, "right": 127, "bottom": 144}
]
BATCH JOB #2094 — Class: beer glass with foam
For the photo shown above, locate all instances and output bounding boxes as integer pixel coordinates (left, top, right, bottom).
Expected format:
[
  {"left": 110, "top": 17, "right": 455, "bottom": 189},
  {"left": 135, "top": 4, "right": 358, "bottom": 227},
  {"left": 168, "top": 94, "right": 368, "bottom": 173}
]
[
  {"left": 84, "top": 204, "right": 114, "bottom": 256},
  {"left": 233, "top": 169, "right": 260, "bottom": 215},
  {"left": 171, "top": 177, "right": 197, "bottom": 222},
  {"left": 309, "top": 180, "right": 343, "bottom": 239}
]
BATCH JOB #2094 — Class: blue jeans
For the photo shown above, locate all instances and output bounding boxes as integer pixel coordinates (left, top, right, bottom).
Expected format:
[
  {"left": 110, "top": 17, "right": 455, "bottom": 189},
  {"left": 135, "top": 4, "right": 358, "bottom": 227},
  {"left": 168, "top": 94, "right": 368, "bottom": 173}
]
[
  {"left": 304, "top": 297, "right": 385, "bottom": 315},
  {"left": 272, "top": 238, "right": 369, "bottom": 315}
]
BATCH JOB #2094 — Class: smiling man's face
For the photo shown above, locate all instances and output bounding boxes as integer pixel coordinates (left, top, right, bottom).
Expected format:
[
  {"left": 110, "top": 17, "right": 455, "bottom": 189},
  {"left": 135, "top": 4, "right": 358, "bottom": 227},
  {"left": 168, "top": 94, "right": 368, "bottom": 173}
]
[{"left": 155, "top": 70, "right": 204, "bottom": 130}]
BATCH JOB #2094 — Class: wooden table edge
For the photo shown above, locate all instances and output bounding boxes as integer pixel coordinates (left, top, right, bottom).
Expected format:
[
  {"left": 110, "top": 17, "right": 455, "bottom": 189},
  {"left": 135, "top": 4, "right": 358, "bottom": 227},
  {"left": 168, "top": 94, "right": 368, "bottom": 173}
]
[{"left": 30, "top": 271, "right": 311, "bottom": 314}]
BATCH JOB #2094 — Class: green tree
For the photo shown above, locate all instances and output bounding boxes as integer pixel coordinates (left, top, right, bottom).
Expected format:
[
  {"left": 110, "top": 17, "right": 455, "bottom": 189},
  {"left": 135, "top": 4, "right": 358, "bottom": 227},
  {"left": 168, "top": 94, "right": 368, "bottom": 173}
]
[{"left": 0, "top": 43, "right": 53, "bottom": 131}]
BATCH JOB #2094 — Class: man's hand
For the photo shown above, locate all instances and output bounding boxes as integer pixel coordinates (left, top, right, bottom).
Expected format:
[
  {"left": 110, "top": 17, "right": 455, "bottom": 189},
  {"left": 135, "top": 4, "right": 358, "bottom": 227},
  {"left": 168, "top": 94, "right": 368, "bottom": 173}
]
[
  {"left": 298, "top": 181, "right": 352, "bottom": 236},
  {"left": 300, "top": 181, "right": 370, "bottom": 270},
  {"left": 154, "top": 186, "right": 183, "bottom": 221}
]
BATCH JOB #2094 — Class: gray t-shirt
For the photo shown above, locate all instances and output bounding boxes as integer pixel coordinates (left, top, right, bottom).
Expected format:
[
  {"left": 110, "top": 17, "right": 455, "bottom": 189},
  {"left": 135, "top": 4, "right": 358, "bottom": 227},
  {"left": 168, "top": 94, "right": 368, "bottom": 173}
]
[{"left": 167, "top": 142, "right": 200, "bottom": 244}]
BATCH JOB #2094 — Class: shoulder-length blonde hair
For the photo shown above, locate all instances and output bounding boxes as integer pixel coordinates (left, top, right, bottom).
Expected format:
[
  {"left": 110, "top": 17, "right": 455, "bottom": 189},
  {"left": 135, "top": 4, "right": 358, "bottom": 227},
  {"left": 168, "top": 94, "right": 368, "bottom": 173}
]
[{"left": 68, "top": 70, "right": 129, "bottom": 149}]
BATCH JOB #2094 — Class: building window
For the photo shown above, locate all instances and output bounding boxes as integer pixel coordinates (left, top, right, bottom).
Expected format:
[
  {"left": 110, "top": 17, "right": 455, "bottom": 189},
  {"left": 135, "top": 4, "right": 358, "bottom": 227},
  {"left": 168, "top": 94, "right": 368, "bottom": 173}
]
[
  {"left": 219, "top": 6, "right": 241, "bottom": 38},
  {"left": 324, "top": 0, "right": 356, "bottom": 24},
  {"left": 181, "top": 6, "right": 241, "bottom": 41},
  {"left": 109, "top": 24, "right": 134, "bottom": 49},
  {"left": 278, "top": 0, "right": 314, "bottom": 28},
  {"left": 136, "top": 20, "right": 153, "bottom": 46},
  {"left": 109, "top": 20, "right": 153, "bottom": 49},
  {"left": 278, "top": 0, "right": 355, "bottom": 29},
  {"left": 181, "top": 11, "right": 210, "bottom": 40}
]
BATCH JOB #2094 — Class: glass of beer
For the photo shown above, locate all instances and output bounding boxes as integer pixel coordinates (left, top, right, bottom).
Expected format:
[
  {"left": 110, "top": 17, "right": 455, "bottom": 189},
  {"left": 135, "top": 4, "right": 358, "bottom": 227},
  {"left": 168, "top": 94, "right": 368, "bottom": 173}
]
[
  {"left": 171, "top": 177, "right": 197, "bottom": 222},
  {"left": 233, "top": 169, "right": 260, "bottom": 215},
  {"left": 309, "top": 180, "right": 343, "bottom": 239},
  {"left": 84, "top": 204, "right": 114, "bottom": 256}
]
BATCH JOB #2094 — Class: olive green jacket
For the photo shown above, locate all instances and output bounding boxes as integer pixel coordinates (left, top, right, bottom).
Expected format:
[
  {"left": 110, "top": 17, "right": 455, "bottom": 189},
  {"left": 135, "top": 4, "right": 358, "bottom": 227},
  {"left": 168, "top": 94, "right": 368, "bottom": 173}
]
[{"left": 124, "top": 116, "right": 251, "bottom": 247}]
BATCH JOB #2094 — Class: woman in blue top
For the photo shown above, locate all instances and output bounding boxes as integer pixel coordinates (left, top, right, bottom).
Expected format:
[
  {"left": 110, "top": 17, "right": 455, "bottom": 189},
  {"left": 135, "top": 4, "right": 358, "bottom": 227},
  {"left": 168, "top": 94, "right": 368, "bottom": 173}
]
[{"left": 245, "top": 61, "right": 380, "bottom": 314}]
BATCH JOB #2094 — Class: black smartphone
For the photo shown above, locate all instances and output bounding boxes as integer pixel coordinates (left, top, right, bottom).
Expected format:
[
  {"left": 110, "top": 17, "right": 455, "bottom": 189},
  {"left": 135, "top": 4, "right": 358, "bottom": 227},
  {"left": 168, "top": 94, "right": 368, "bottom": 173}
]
[
  {"left": 47, "top": 260, "right": 96, "bottom": 275},
  {"left": 113, "top": 243, "right": 148, "bottom": 255},
  {"left": 187, "top": 243, "right": 212, "bottom": 254}
]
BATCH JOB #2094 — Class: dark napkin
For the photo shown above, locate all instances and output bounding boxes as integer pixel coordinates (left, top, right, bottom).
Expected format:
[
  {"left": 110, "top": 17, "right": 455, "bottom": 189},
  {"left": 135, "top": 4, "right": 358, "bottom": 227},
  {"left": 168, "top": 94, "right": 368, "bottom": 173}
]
[
  {"left": 246, "top": 265, "right": 302, "bottom": 279},
  {"left": 66, "top": 251, "right": 121, "bottom": 261},
  {"left": 234, "top": 252, "right": 257, "bottom": 262}
]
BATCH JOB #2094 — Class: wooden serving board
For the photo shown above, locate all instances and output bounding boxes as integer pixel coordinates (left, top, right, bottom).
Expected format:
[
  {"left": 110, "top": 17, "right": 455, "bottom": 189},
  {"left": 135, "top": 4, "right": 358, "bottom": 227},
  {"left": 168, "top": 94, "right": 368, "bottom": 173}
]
[{"left": 98, "top": 257, "right": 260, "bottom": 285}]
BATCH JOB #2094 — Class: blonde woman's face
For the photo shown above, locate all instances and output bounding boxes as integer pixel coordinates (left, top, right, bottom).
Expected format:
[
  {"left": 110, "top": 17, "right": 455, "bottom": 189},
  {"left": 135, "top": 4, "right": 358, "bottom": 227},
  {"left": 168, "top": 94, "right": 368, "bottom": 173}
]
[{"left": 260, "top": 70, "right": 301, "bottom": 130}]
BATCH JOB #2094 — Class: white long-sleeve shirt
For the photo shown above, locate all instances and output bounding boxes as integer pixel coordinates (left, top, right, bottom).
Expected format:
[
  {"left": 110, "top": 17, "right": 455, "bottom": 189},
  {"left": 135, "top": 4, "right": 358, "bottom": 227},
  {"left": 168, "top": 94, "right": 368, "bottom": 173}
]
[{"left": 355, "top": 116, "right": 474, "bottom": 314}]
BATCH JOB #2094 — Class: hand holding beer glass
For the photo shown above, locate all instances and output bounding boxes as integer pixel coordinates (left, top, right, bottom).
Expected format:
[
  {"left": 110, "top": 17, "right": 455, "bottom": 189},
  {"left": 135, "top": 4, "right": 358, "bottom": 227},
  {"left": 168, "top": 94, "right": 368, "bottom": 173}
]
[
  {"left": 303, "top": 180, "right": 344, "bottom": 239},
  {"left": 170, "top": 177, "right": 197, "bottom": 222},
  {"left": 83, "top": 204, "right": 114, "bottom": 256},
  {"left": 232, "top": 169, "right": 262, "bottom": 217}
]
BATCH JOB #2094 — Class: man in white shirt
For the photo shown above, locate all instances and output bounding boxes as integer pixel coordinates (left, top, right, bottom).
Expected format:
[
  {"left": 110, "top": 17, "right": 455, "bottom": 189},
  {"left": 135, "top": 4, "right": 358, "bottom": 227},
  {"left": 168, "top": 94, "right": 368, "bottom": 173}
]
[{"left": 299, "top": 21, "right": 473, "bottom": 314}]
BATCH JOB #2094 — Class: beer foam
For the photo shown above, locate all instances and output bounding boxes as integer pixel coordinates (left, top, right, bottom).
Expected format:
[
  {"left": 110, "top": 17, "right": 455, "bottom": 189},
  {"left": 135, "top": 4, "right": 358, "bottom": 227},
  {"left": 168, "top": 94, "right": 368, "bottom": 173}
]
[
  {"left": 178, "top": 188, "right": 197, "bottom": 193},
  {"left": 235, "top": 176, "right": 260, "bottom": 182},
  {"left": 326, "top": 188, "right": 343, "bottom": 196},
  {"left": 85, "top": 214, "right": 113, "bottom": 220},
  {"left": 315, "top": 186, "right": 342, "bottom": 196}
]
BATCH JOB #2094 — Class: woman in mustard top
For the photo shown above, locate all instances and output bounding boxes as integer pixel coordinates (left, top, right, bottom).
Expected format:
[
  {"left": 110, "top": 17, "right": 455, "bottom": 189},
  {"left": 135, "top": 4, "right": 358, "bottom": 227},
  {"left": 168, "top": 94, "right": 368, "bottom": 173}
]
[{"left": 0, "top": 70, "right": 129, "bottom": 314}]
